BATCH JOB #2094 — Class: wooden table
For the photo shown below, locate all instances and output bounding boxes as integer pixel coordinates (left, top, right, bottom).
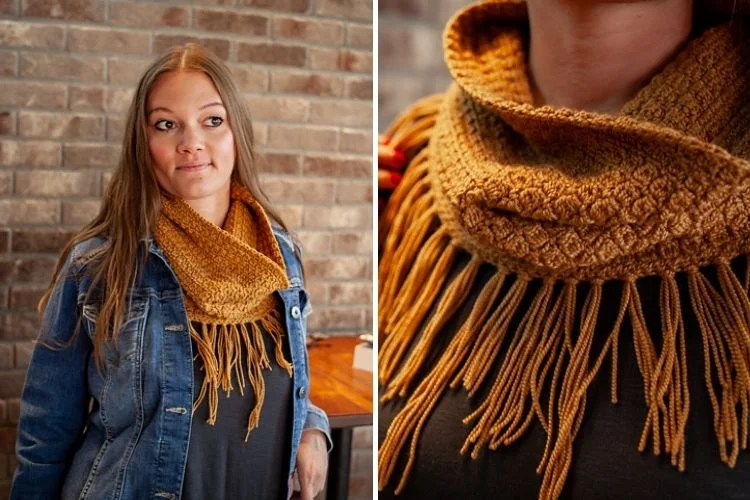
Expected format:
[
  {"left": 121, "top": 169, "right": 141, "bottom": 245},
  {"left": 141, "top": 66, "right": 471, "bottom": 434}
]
[{"left": 307, "top": 336, "right": 373, "bottom": 500}]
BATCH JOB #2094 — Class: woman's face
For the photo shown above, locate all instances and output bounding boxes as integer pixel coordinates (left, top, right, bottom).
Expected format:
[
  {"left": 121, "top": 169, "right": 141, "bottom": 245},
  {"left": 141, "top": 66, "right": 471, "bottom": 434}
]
[{"left": 146, "top": 70, "right": 235, "bottom": 206}]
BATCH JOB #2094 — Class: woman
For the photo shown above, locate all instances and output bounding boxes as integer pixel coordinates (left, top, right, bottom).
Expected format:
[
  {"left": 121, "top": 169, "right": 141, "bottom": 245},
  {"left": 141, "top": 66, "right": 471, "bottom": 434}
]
[
  {"left": 378, "top": 0, "right": 750, "bottom": 498},
  {"left": 10, "top": 44, "right": 330, "bottom": 500}
]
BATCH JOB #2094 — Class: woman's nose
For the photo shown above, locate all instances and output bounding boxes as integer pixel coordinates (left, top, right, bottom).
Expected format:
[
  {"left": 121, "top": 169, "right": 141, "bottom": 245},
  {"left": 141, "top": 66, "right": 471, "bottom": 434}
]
[{"left": 177, "top": 125, "right": 204, "bottom": 154}]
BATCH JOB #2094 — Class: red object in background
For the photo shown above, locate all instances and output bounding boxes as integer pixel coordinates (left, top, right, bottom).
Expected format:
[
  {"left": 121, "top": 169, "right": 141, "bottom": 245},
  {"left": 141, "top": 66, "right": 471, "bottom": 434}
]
[
  {"left": 378, "top": 140, "right": 407, "bottom": 171},
  {"left": 378, "top": 135, "right": 407, "bottom": 213}
]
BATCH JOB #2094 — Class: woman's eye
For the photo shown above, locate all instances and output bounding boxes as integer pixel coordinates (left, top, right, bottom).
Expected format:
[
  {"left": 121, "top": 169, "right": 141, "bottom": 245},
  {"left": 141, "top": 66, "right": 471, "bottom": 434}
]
[
  {"left": 206, "top": 116, "right": 224, "bottom": 127},
  {"left": 154, "top": 120, "right": 175, "bottom": 131}
]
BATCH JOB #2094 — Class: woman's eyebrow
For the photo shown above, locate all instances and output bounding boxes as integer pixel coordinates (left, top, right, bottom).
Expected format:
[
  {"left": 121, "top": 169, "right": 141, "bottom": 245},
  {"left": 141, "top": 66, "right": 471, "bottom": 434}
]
[{"left": 147, "top": 101, "right": 225, "bottom": 117}]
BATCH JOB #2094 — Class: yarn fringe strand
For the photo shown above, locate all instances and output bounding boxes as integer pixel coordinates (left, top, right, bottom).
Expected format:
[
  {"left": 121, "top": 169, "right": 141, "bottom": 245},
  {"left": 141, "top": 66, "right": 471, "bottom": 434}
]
[{"left": 190, "top": 307, "right": 293, "bottom": 442}]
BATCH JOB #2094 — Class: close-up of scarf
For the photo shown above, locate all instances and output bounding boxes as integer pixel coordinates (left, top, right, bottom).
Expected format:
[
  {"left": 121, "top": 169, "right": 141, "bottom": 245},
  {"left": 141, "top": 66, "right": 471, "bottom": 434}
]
[
  {"left": 155, "top": 179, "right": 292, "bottom": 441},
  {"left": 378, "top": 1, "right": 750, "bottom": 498}
]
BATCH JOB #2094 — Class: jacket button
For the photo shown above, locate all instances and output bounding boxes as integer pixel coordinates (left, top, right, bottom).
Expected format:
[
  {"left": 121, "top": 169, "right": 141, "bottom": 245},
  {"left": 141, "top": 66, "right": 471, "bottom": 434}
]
[
  {"left": 297, "top": 386, "right": 306, "bottom": 398},
  {"left": 291, "top": 306, "right": 301, "bottom": 319}
]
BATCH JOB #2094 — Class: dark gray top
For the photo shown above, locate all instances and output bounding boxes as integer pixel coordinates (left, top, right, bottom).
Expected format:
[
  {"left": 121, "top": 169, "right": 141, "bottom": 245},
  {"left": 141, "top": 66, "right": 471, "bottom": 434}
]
[{"left": 182, "top": 325, "right": 293, "bottom": 500}]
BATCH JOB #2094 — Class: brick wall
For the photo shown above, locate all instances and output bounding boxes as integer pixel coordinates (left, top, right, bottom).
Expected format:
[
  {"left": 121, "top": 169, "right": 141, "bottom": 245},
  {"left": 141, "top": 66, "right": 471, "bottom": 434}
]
[
  {"left": 378, "top": 0, "right": 471, "bottom": 131},
  {"left": 0, "top": 0, "right": 372, "bottom": 497}
]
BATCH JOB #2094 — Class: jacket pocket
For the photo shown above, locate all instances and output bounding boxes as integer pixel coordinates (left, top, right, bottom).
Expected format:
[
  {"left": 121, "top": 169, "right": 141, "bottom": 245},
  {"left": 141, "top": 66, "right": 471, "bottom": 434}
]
[{"left": 81, "top": 294, "right": 149, "bottom": 341}]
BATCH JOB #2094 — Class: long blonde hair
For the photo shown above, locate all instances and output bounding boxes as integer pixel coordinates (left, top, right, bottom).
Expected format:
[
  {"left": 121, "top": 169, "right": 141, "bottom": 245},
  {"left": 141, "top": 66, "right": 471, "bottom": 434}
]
[{"left": 39, "top": 44, "right": 290, "bottom": 371}]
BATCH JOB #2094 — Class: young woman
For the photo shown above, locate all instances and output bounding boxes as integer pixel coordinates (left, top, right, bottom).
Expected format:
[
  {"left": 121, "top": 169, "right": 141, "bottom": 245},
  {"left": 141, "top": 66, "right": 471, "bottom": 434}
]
[
  {"left": 10, "top": 44, "right": 330, "bottom": 500},
  {"left": 378, "top": 0, "right": 750, "bottom": 498}
]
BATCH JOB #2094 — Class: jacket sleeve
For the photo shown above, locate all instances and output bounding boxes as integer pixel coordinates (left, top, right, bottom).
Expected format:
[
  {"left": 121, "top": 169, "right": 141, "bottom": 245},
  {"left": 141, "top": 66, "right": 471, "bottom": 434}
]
[
  {"left": 301, "top": 303, "right": 333, "bottom": 453},
  {"left": 303, "top": 401, "right": 333, "bottom": 453},
  {"left": 10, "top": 251, "right": 91, "bottom": 499}
]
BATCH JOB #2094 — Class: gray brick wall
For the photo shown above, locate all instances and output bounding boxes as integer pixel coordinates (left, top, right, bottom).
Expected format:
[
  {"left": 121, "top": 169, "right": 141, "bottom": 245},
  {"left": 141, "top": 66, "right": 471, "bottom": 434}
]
[
  {"left": 378, "top": 0, "right": 471, "bottom": 131},
  {"left": 0, "top": 0, "right": 373, "bottom": 497}
]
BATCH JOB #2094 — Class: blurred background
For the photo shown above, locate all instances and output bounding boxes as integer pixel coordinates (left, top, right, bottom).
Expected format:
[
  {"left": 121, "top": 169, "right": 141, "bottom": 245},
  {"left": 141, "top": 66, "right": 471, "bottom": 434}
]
[
  {"left": 0, "top": 0, "right": 372, "bottom": 498},
  {"left": 378, "top": 0, "right": 472, "bottom": 131}
]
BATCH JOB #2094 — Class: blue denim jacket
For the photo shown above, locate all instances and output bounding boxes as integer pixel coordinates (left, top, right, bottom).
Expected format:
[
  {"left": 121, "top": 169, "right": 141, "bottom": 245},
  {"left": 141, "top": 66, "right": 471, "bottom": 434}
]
[{"left": 10, "top": 227, "right": 331, "bottom": 500}]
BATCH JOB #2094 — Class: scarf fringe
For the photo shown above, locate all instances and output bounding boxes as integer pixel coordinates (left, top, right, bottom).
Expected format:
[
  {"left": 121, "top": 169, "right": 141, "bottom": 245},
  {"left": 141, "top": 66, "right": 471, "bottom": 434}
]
[
  {"left": 378, "top": 103, "right": 440, "bottom": 340},
  {"left": 379, "top": 93, "right": 442, "bottom": 250},
  {"left": 379, "top": 226, "right": 750, "bottom": 498},
  {"left": 383, "top": 93, "right": 442, "bottom": 148},
  {"left": 190, "top": 308, "right": 293, "bottom": 442},
  {"left": 378, "top": 103, "right": 750, "bottom": 498}
]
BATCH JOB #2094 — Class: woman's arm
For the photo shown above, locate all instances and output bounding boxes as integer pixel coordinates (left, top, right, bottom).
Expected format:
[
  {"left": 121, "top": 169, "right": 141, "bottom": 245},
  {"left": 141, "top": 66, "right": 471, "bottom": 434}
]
[
  {"left": 296, "top": 364, "right": 331, "bottom": 500},
  {"left": 10, "top": 251, "right": 92, "bottom": 499}
]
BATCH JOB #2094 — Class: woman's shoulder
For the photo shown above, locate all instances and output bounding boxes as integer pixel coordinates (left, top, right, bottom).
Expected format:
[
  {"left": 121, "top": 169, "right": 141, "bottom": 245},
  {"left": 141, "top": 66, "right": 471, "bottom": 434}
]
[
  {"left": 270, "top": 224, "right": 306, "bottom": 285},
  {"left": 270, "top": 224, "right": 301, "bottom": 258},
  {"left": 67, "top": 235, "right": 109, "bottom": 270}
]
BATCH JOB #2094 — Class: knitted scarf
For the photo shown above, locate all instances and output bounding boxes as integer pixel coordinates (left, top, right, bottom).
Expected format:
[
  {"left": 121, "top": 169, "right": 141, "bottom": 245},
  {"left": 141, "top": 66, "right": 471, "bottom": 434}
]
[
  {"left": 155, "top": 180, "right": 292, "bottom": 441},
  {"left": 378, "top": 1, "right": 750, "bottom": 499}
]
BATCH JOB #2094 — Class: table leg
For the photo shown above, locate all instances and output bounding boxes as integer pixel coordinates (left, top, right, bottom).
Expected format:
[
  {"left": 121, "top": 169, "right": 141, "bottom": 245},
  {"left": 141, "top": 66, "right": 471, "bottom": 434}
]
[{"left": 326, "top": 428, "right": 352, "bottom": 500}]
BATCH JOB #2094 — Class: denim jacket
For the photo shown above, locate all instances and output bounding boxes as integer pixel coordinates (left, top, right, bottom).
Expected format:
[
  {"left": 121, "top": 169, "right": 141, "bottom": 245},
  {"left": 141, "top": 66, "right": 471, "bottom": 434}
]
[{"left": 10, "top": 227, "right": 331, "bottom": 500}]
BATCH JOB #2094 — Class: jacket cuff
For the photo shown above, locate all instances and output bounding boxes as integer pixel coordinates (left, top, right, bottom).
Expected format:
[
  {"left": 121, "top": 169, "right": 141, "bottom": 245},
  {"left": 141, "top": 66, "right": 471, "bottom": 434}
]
[{"left": 303, "top": 404, "right": 333, "bottom": 453}]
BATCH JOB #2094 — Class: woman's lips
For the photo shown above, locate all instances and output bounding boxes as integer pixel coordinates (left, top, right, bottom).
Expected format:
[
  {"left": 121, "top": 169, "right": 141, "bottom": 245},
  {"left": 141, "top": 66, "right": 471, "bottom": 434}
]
[{"left": 177, "top": 162, "right": 211, "bottom": 172}]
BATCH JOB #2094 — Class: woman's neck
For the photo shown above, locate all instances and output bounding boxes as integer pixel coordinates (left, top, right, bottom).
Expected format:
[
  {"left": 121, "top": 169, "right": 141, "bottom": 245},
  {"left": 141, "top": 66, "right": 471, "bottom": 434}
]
[
  {"left": 527, "top": 0, "right": 693, "bottom": 114},
  {"left": 185, "top": 191, "right": 231, "bottom": 228}
]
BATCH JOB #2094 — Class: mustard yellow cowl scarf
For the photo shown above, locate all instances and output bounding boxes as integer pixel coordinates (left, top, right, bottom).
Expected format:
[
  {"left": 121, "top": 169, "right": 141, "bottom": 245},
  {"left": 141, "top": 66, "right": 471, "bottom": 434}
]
[
  {"left": 155, "top": 180, "right": 292, "bottom": 441},
  {"left": 379, "top": 1, "right": 750, "bottom": 498}
]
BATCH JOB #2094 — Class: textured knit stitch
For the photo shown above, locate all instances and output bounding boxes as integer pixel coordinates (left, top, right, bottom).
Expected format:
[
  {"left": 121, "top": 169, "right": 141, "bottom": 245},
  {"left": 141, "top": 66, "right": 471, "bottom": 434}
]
[
  {"left": 155, "top": 179, "right": 292, "bottom": 441},
  {"left": 378, "top": 1, "right": 750, "bottom": 499}
]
